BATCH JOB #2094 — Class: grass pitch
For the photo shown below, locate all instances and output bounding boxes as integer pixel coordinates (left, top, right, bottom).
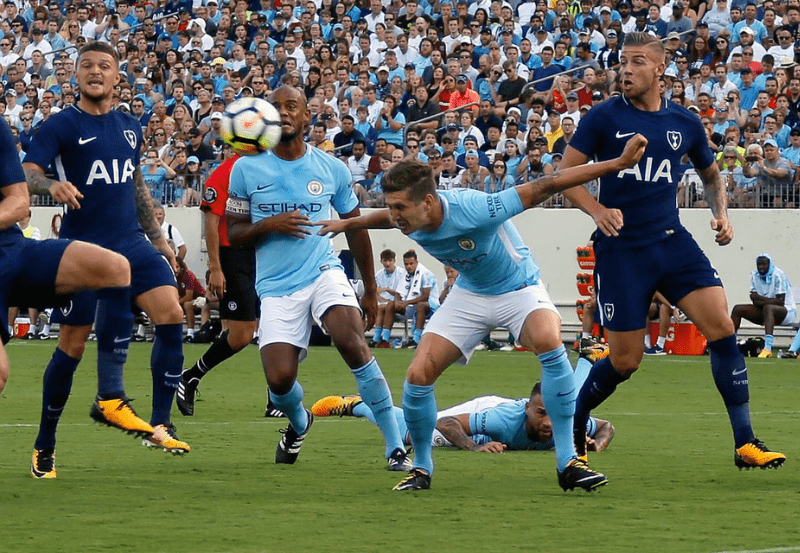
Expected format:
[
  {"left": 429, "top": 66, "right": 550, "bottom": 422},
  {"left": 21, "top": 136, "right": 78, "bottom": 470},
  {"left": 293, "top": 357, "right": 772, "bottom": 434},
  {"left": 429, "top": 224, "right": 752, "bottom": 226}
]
[{"left": 1, "top": 342, "right": 799, "bottom": 553}]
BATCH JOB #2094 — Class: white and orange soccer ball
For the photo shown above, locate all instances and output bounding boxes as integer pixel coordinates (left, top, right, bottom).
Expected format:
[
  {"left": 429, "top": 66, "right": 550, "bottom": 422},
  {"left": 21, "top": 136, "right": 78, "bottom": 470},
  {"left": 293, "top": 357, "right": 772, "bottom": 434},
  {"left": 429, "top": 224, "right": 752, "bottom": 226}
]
[{"left": 220, "top": 97, "right": 282, "bottom": 155}]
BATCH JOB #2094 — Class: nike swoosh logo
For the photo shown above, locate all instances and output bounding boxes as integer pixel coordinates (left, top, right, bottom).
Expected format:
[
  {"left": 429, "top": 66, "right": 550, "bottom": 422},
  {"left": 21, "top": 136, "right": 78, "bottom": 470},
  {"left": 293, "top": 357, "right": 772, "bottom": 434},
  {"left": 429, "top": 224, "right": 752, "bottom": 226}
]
[
  {"left": 78, "top": 137, "right": 97, "bottom": 144},
  {"left": 713, "top": 271, "right": 720, "bottom": 279},
  {"left": 256, "top": 182, "right": 273, "bottom": 190},
  {"left": 114, "top": 336, "right": 130, "bottom": 343},
  {"left": 556, "top": 388, "right": 575, "bottom": 397},
  {"left": 732, "top": 367, "right": 747, "bottom": 375},
  {"left": 46, "top": 405, "right": 63, "bottom": 412},
  {"left": 165, "top": 372, "right": 182, "bottom": 378},
  {"left": 615, "top": 131, "right": 635, "bottom": 139}
]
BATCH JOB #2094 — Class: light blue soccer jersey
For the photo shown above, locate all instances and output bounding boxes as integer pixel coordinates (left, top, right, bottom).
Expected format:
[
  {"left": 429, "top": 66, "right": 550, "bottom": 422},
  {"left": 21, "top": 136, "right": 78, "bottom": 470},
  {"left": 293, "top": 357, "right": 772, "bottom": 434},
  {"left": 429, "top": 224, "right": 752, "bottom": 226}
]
[
  {"left": 750, "top": 256, "right": 795, "bottom": 310},
  {"left": 407, "top": 188, "right": 540, "bottom": 295},
  {"left": 467, "top": 400, "right": 598, "bottom": 451},
  {"left": 375, "top": 266, "right": 406, "bottom": 301},
  {"left": 228, "top": 145, "right": 359, "bottom": 297}
]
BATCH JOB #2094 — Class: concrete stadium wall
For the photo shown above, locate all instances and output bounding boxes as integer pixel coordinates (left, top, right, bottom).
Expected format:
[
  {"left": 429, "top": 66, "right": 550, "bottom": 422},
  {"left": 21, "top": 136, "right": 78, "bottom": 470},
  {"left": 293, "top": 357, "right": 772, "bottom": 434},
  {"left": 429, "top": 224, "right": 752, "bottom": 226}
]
[{"left": 32, "top": 207, "right": 800, "bottom": 328}]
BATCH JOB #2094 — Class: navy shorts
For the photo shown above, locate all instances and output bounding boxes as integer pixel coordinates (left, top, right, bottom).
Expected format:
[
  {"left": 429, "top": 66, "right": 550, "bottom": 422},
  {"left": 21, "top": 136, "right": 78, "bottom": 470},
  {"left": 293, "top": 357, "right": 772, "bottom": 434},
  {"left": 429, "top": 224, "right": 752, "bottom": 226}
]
[
  {"left": 219, "top": 246, "right": 259, "bottom": 321},
  {"left": 594, "top": 227, "right": 722, "bottom": 332},
  {"left": 0, "top": 235, "right": 71, "bottom": 343},
  {"left": 53, "top": 236, "right": 177, "bottom": 327}
]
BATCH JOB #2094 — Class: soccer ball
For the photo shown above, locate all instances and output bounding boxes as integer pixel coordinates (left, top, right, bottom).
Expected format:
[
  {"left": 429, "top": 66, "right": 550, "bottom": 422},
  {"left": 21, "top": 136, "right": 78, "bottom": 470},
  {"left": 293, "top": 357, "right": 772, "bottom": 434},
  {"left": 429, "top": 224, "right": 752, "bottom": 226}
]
[{"left": 220, "top": 97, "right": 282, "bottom": 155}]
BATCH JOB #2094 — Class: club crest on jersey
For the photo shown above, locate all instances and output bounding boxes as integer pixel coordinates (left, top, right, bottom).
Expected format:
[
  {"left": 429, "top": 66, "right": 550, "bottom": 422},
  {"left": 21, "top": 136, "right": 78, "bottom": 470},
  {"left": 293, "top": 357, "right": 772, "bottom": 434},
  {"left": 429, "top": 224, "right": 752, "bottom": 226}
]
[
  {"left": 123, "top": 130, "right": 137, "bottom": 149},
  {"left": 228, "top": 301, "right": 238, "bottom": 312},
  {"left": 458, "top": 238, "right": 476, "bottom": 251},
  {"left": 203, "top": 187, "right": 217, "bottom": 204},
  {"left": 307, "top": 180, "right": 323, "bottom": 196},
  {"left": 603, "top": 303, "right": 614, "bottom": 321},
  {"left": 61, "top": 301, "right": 73, "bottom": 317},
  {"left": 667, "top": 131, "right": 682, "bottom": 151}
]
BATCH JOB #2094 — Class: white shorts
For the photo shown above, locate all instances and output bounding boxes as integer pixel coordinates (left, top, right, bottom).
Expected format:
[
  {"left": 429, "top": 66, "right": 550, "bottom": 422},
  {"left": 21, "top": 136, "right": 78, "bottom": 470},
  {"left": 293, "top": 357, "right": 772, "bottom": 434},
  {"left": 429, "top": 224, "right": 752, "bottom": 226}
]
[
  {"left": 431, "top": 395, "right": 513, "bottom": 447},
  {"left": 423, "top": 282, "right": 558, "bottom": 364},
  {"left": 258, "top": 269, "right": 361, "bottom": 359},
  {"left": 782, "top": 308, "right": 797, "bottom": 326}
]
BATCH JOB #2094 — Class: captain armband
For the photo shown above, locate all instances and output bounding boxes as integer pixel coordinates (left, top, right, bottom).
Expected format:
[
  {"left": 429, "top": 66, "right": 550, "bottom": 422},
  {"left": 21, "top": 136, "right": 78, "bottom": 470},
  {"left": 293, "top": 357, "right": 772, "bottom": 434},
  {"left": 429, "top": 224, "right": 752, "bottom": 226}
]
[{"left": 226, "top": 196, "right": 250, "bottom": 216}]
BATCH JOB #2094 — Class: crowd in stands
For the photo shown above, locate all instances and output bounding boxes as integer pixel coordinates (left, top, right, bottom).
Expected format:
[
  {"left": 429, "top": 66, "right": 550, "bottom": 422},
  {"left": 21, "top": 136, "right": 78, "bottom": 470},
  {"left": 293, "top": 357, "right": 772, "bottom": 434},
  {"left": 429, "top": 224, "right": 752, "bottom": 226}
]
[{"left": 1, "top": 0, "right": 800, "bottom": 208}]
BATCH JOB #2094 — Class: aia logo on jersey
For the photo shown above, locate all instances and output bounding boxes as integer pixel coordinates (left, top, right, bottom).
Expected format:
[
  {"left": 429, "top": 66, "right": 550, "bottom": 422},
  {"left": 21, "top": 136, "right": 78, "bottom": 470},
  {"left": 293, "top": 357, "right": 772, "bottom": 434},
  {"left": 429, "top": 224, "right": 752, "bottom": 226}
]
[
  {"left": 603, "top": 303, "right": 614, "bottom": 321},
  {"left": 667, "top": 131, "right": 682, "bottom": 151},
  {"left": 307, "top": 180, "right": 323, "bottom": 196}
]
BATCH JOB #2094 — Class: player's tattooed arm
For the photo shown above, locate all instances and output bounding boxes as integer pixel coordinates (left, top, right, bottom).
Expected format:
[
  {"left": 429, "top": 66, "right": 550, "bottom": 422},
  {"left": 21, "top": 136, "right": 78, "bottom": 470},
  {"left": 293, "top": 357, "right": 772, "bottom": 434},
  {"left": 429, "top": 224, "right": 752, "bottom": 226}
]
[
  {"left": 133, "top": 168, "right": 163, "bottom": 242},
  {"left": 134, "top": 168, "right": 179, "bottom": 271},
  {"left": 698, "top": 162, "right": 734, "bottom": 245},
  {"left": 436, "top": 415, "right": 507, "bottom": 453},
  {"left": 23, "top": 162, "right": 84, "bottom": 210},
  {"left": 587, "top": 419, "right": 615, "bottom": 452}
]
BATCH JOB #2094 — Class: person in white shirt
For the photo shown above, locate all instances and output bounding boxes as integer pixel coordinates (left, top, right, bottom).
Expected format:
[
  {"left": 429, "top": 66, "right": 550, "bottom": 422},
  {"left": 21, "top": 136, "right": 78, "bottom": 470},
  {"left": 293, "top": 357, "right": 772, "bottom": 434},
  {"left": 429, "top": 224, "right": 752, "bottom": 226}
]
[
  {"left": 347, "top": 139, "right": 371, "bottom": 182},
  {"left": 369, "top": 248, "right": 408, "bottom": 347}
]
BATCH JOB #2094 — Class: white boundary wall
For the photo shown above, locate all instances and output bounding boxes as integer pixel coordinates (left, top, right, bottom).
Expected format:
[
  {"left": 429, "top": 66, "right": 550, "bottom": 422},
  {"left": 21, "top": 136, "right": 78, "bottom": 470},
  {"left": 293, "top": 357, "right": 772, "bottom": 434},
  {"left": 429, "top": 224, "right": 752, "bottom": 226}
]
[{"left": 32, "top": 207, "right": 800, "bottom": 327}]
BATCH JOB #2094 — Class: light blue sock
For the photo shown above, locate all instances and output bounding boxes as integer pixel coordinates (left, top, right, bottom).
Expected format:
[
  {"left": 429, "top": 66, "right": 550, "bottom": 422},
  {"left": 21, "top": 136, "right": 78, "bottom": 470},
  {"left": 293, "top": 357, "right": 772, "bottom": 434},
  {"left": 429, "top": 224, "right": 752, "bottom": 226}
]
[
  {"left": 403, "top": 381, "right": 437, "bottom": 475},
  {"left": 352, "top": 357, "right": 404, "bottom": 456},
  {"left": 269, "top": 381, "right": 309, "bottom": 434},
  {"left": 355, "top": 404, "right": 408, "bottom": 444},
  {"left": 413, "top": 328, "right": 422, "bottom": 343},
  {"left": 574, "top": 357, "right": 592, "bottom": 390},
  {"left": 539, "top": 346, "right": 577, "bottom": 471},
  {"left": 790, "top": 329, "right": 800, "bottom": 353},
  {"left": 373, "top": 327, "right": 383, "bottom": 342},
  {"left": 765, "top": 334, "right": 774, "bottom": 351},
  {"left": 381, "top": 328, "right": 392, "bottom": 342}
]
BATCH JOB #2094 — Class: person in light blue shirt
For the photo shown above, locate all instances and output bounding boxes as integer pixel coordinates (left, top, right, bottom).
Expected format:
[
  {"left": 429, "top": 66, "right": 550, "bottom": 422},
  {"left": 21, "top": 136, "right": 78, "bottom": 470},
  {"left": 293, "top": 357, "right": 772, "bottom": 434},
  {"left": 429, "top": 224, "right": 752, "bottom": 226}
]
[
  {"left": 311, "top": 359, "right": 616, "bottom": 453},
  {"left": 731, "top": 253, "right": 796, "bottom": 357},
  {"left": 226, "top": 86, "right": 409, "bottom": 471},
  {"left": 315, "top": 138, "right": 647, "bottom": 492}
]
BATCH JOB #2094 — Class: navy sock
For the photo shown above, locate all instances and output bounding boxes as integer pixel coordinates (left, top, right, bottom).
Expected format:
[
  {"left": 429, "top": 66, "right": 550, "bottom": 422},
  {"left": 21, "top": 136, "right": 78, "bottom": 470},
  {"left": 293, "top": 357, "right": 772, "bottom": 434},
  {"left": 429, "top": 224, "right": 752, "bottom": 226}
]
[
  {"left": 187, "top": 330, "right": 235, "bottom": 379},
  {"left": 708, "top": 335, "right": 754, "bottom": 448},
  {"left": 150, "top": 323, "right": 184, "bottom": 426},
  {"left": 574, "top": 356, "right": 628, "bottom": 455},
  {"left": 35, "top": 348, "right": 80, "bottom": 450},
  {"left": 95, "top": 287, "right": 132, "bottom": 399}
]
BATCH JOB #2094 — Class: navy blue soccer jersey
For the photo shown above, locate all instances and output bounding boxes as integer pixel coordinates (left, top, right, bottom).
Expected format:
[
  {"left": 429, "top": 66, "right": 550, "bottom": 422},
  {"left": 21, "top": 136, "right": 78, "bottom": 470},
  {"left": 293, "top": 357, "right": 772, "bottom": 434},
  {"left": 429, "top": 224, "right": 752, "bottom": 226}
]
[
  {"left": 24, "top": 106, "right": 144, "bottom": 247},
  {"left": 569, "top": 96, "right": 715, "bottom": 241},
  {"left": 0, "top": 118, "right": 24, "bottom": 244}
]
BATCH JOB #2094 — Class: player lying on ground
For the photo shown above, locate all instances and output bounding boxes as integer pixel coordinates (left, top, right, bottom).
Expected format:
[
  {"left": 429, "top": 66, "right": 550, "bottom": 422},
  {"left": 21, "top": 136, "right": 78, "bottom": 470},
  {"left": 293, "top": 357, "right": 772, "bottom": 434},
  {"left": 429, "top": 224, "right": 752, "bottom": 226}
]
[{"left": 313, "top": 359, "right": 615, "bottom": 453}]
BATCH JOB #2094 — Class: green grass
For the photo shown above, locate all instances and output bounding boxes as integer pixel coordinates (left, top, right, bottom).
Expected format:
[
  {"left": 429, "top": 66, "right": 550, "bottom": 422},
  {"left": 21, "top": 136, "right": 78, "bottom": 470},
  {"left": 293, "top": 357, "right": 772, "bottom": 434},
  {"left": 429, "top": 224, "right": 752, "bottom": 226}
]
[{"left": 1, "top": 342, "right": 799, "bottom": 553}]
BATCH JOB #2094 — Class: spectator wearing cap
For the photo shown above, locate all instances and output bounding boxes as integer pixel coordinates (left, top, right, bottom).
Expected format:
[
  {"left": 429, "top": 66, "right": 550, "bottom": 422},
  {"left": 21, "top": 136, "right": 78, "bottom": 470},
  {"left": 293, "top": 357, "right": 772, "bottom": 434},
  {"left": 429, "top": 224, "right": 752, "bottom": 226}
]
[
  {"left": 597, "top": 29, "right": 620, "bottom": 71},
  {"left": 728, "top": 26, "right": 767, "bottom": 63},
  {"left": 459, "top": 148, "right": 490, "bottom": 190},
  {"left": 456, "top": 135, "right": 490, "bottom": 168},
  {"left": 185, "top": 126, "right": 216, "bottom": 164},
  {"left": 24, "top": 28, "right": 53, "bottom": 63},
  {"left": 202, "top": 111, "right": 225, "bottom": 154},
  {"left": 780, "top": 127, "right": 800, "bottom": 171},
  {"left": 617, "top": 1, "right": 636, "bottom": 33},
  {"left": 448, "top": 73, "right": 481, "bottom": 115},
  {"left": 560, "top": 92, "right": 582, "bottom": 126},
  {"left": 666, "top": 2, "right": 692, "bottom": 35},
  {"left": 744, "top": 138, "right": 794, "bottom": 207},
  {"left": 701, "top": 0, "right": 732, "bottom": 39}
]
